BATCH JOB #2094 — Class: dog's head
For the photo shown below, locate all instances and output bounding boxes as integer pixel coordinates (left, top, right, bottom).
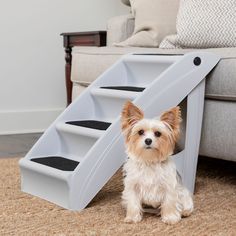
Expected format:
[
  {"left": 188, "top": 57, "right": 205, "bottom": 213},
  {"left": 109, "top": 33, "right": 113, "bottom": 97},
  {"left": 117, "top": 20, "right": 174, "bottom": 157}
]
[{"left": 121, "top": 101, "right": 181, "bottom": 163}]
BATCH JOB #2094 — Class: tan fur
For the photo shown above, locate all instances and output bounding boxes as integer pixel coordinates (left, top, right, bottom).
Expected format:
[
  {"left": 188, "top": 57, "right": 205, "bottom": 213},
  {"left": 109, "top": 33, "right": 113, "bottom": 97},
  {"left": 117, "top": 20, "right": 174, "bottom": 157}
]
[
  {"left": 121, "top": 102, "right": 193, "bottom": 224},
  {"left": 160, "top": 107, "right": 182, "bottom": 142},
  {"left": 121, "top": 101, "right": 144, "bottom": 143}
]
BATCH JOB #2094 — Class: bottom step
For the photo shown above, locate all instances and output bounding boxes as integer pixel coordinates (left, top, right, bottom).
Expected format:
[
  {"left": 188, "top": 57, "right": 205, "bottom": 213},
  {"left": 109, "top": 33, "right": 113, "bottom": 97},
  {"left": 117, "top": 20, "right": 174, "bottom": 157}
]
[
  {"left": 31, "top": 156, "right": 79, "bottom": 171},
  {"left": 20, "top": 157, "right": 73, "bottom": 209}
]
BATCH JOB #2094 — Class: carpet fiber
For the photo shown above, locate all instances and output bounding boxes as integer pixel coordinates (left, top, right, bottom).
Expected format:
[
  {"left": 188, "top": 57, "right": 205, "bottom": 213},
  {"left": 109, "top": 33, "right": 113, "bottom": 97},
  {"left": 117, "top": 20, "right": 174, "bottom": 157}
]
[{"left": 0, "top": 157, "right": 235, "bottom": 236}]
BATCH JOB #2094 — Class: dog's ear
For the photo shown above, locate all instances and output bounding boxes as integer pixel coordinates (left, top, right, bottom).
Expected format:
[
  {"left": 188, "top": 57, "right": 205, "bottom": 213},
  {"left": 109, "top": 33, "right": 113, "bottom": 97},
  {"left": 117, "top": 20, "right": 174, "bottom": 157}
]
[
  {"left": 121, "top": 101, "right": 144, "bottom": 133},
  {"left": 160, "top": 106, "right": 181, "bottom": 139}
]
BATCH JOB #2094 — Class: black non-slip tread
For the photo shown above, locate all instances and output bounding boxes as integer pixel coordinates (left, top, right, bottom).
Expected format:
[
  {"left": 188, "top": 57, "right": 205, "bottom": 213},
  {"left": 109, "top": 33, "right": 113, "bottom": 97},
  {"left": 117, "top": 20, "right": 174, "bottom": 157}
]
[
  {"left": 66, "top": 120, "right": 111, "bottom": 131},
  {"left": 100, "top": 86, "right": 145, "bottom": 92},
  {"left": 133, "top": 53, "right": 183, "bottom": 56},
  {"left": 31, "top": 156, "right": 79, "bottom": 171}
]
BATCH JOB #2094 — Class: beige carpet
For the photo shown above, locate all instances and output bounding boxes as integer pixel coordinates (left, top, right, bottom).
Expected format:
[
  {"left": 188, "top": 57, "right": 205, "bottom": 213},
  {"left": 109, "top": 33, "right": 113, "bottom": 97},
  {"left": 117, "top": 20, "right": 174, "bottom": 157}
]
[{"left": 0, "top": 157, "right": 235, "bottom": 236}]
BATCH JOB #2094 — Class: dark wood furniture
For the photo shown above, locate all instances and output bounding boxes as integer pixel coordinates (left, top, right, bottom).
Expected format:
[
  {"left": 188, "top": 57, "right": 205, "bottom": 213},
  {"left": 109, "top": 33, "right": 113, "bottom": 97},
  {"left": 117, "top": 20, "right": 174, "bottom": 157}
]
[{"left": 61, "top": 31, "right": 107, "bottom": 105}]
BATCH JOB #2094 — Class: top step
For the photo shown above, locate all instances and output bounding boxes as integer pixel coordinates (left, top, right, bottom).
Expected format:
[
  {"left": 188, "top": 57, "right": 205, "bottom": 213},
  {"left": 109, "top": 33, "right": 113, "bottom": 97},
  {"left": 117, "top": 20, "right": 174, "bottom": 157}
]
[{"left": 123, "top": 54, "right": 182, "bottom": 63}]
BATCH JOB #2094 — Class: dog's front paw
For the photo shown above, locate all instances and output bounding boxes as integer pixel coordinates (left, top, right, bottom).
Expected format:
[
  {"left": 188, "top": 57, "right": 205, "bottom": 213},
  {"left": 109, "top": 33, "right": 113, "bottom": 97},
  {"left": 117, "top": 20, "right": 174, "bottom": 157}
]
[
  {"left": 161, "top": 212, "right": 181, "bottom": 225},
  {"left": 182, "top": 207, "right": 193, "bottom": 217},
  {"left": 124, "top": 213, "right": 142, "bottom": 223},
  {"left": 181, "top": 198, "right": 194, "bottom": 217}
]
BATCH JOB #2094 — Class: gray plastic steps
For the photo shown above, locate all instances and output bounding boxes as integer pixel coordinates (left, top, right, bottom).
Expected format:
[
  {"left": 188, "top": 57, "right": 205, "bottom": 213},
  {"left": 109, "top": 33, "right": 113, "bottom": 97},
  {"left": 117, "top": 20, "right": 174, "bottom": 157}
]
[
  {"left": 19, "top": 52, "right": 220, "bottom": 211},
  {"left": 31, "top": 156, "right": 79, "bottom": 171},
  {"left": 100, "top": 86, "right": 145, "bottom": 92},
  {"left": 66, "top": 120, "right": 111, "bottom": 131}
]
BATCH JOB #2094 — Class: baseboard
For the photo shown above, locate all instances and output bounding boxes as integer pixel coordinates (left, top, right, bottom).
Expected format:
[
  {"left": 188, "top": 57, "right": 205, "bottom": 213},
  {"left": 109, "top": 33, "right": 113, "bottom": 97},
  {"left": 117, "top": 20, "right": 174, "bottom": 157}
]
[{"left": 0, "top": 108, "right": 65, "bottom": 135}]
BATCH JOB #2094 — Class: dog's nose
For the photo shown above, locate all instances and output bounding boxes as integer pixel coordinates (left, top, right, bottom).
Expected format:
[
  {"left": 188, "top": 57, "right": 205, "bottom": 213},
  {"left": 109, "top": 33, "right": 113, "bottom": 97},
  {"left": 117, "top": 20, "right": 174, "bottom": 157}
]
[{"left": 145, "top": 138, "right": 152, "bottom": 145}]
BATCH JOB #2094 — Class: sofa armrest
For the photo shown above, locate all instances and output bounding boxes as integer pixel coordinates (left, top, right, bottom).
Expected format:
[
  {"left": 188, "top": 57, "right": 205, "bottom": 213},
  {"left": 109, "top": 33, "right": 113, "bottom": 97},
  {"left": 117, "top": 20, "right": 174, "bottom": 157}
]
[{"left": 107, "top": 14, "right": 134, "bottom": 46}]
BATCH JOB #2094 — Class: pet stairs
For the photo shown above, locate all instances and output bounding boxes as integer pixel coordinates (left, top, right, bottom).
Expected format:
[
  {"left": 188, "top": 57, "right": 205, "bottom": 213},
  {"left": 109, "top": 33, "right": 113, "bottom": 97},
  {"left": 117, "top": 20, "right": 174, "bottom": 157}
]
[{"left": 19, "top": 52, "right": 220, "bottom": 211}]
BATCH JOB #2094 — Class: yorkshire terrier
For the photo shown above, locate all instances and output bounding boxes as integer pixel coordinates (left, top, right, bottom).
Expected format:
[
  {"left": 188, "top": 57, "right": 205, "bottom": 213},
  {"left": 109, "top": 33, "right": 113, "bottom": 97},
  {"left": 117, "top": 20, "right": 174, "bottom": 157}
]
[{"left": 121, "top": 101, "right": 193, "bottom": 224}]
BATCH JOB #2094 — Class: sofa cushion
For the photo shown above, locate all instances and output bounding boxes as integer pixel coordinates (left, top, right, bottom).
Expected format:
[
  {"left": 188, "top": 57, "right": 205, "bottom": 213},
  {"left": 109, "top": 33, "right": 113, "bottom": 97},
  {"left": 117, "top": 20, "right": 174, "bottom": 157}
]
[
  {"left": 160, "top": 0, "right": 236, "bottom": 49},
  {"left": 115, "top": 0, "right": 179, "bottom": 47},
  {"left": 107, "top": 15, "right": 134, "bottom": 46},
  {"left": 71, "top": 46, "right": 236, "bottom": 101}
]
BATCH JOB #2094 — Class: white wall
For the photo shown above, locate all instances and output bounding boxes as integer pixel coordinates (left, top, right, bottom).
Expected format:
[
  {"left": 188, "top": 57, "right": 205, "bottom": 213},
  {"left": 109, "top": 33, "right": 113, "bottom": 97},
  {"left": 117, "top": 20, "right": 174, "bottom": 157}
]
[{"left": 0, "top": 0, "right": 129, "bottom": 134}]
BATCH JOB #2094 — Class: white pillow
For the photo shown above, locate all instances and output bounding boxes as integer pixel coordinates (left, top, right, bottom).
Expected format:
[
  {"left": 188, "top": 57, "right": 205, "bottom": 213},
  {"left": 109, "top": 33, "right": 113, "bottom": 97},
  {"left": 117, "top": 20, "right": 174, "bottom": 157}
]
[
  {"left": 115, "top": 0, "right": 180, "bottom": 47},
  {"left": 121, "top": 0, "right": 130, "bottom": 6},
  {"left": 160, "top": 0, "right": 236, "bottom": 49}
]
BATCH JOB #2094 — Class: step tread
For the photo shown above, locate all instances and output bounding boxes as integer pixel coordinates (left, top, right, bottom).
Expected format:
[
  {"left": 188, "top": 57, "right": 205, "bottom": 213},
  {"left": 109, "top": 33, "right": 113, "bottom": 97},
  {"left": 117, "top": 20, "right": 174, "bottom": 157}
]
[
  {"left": 100, "top": 86, "right": 145, "bottom": 92},
  {"left": 66, "top": 120, "right": 111, "bottom": 131},
  {"left": 31, "top": 156, "right": 79, "bottom": 171}
]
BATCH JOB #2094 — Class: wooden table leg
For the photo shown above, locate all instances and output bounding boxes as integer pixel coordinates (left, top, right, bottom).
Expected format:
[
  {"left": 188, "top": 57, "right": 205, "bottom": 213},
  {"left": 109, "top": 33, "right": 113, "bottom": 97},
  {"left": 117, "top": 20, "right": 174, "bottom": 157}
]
[{"left": 65, "top": 46, "right": 72, "bottom": 105}]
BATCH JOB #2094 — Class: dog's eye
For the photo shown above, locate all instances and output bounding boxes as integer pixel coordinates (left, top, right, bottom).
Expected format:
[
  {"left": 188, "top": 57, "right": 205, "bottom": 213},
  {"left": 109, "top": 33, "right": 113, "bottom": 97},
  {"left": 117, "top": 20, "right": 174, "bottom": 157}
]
[
  {"left": 154, "top": 131, "right": 162, "bottom": 137},
  {"left": 138, "top": 130, "right": 144, "bottom": 135}
]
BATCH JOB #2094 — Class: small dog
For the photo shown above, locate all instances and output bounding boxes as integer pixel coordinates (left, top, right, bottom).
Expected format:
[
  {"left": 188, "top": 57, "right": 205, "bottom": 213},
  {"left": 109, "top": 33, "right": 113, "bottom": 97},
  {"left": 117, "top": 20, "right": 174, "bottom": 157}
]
[{"left": 121, "top": 101, "right": 193, "bottom": 224}]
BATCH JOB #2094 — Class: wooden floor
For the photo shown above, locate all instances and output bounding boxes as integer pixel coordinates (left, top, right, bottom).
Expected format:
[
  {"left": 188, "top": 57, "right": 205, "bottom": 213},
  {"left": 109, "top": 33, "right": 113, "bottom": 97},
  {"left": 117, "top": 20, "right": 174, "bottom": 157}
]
[{"left": 0, "top": 133, "right": 42, "bottom": 158}]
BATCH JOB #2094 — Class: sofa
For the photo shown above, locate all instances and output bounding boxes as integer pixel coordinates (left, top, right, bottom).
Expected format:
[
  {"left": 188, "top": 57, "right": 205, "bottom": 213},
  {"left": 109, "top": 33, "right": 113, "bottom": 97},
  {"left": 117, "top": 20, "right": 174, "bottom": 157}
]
[{"left": 70, "top": 1, "right": 236, "bottom": 162}]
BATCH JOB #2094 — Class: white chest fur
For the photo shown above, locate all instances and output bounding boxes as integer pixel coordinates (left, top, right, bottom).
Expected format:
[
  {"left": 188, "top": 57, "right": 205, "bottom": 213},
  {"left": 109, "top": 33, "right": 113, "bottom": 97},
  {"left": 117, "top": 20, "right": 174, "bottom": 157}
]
[{"left": 123, "top": 158, "right": 178, "bottom": 206}]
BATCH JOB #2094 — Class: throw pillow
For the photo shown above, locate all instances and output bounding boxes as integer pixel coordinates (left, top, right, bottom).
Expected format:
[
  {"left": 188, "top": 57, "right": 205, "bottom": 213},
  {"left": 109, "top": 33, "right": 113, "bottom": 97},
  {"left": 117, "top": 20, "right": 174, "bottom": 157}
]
[
  {"left": 115, "top": 0, "right": 180, "bottom": 47},
  {"left": 160, "top": 0, "right": 236, "bottom": 49},
  {"left": 121, "top": 0, "right": 130, "bottom": 6}
]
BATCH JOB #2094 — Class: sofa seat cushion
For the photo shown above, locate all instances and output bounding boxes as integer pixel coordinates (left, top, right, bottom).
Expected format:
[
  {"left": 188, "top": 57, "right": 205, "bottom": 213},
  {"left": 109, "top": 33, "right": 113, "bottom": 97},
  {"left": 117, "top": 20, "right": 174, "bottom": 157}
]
[{"left": 71, "top": 46, "right": 236, "bottom": 101}]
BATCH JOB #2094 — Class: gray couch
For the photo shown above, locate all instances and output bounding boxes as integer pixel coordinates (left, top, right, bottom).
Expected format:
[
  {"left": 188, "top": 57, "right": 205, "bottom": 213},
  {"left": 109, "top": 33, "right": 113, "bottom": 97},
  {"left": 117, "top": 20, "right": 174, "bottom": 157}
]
[{"left": 70, "top": 14, "right": 236, "bottom": 162}]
